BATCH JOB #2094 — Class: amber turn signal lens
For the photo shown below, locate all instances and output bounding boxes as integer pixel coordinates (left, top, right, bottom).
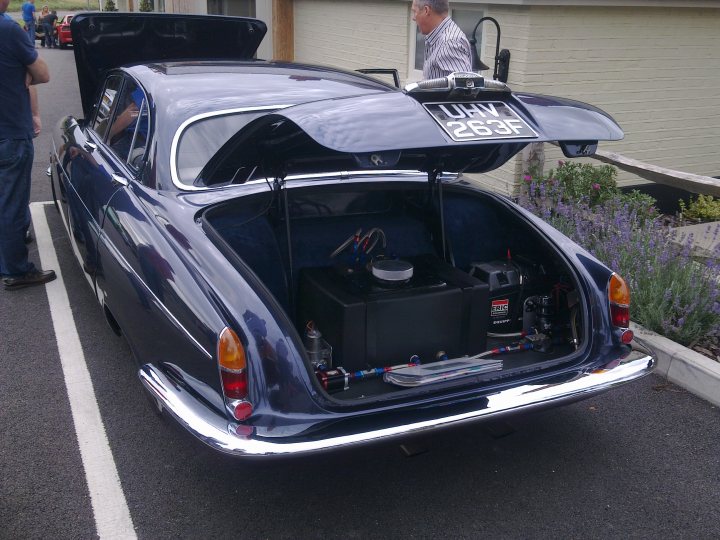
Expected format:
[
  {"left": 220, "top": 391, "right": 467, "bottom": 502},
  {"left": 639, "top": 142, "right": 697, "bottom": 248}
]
[
  {"left": 608, "top": 273, "right": 630, "bottom": 307},
  {"left": 218, "top": 327, "right": 246, "bottom": 371}
]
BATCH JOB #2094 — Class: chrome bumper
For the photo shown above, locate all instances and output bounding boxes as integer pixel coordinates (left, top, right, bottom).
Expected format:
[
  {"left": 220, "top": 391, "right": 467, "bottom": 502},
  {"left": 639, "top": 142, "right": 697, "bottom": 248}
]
[{"left": 139, "top": 346, "right": 655, "bottom": 458}]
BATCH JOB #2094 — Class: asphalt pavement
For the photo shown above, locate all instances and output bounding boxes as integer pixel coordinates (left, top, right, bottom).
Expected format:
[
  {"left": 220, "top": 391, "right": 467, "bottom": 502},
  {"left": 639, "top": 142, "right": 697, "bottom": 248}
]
[{"left": 1, "top": 46, "right": 719, "bottom": 540}]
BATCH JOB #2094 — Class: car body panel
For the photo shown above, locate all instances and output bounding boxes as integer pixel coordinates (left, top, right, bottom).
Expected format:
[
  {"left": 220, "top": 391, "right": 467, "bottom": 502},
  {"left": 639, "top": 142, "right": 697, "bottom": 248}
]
[{"left": 57, "top": 14, "right": 73, "bottom": 47}]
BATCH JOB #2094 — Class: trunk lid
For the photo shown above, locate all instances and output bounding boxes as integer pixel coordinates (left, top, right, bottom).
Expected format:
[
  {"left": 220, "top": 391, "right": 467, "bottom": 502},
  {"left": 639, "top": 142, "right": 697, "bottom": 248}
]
[
  {"left": 198, "top": 86, "right": 623, "bottom": 186},
  {"left": 71, "top": 12, "right": 266, "bottom": 119}
]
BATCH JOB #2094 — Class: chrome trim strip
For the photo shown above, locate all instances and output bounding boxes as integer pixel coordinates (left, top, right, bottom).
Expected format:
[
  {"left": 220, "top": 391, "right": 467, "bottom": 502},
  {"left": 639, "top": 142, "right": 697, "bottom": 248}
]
[
  {"left": 170, "top": 105, "right": 294, "bottom": 191},
  {"left": 139, "top": 346, "right": 656, "bottom": 458},
  {"left": 198, "top": 170, "right": 457, "bottom": 192}
]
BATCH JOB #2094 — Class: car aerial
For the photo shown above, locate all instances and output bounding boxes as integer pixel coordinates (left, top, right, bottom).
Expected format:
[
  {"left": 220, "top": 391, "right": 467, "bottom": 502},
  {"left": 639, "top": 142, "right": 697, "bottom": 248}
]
[
  {"left": 56, "top": 14, "right": 73, "bottom": 48},
  {"left": 51, "top": 12, "right": 655, "bottom": 458}
]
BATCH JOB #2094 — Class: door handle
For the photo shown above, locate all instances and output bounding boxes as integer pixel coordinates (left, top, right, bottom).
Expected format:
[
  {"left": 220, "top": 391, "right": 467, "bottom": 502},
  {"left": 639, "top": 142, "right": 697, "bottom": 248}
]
[
  {"left": 84, "top": 141, "right": 97, "bottom": 152},
  {"left": 111, "top": 173, "right": 129, "bottom": 187}
]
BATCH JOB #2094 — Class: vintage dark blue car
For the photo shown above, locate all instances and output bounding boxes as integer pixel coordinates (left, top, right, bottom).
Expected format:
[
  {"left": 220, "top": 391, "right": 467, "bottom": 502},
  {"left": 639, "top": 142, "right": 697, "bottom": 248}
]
[{"left": 51, "top": 12, "right": 655, "bottom": 457}]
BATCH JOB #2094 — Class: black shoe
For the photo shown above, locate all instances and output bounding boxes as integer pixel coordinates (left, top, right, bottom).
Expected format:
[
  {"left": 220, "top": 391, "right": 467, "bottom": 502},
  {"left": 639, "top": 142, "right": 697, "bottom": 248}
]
[
  {"left": 25, "top": 230, "right": 33, "bottom": 244},
  {"left": 3, "top": 269, "right": 56, "bottom": 290}
]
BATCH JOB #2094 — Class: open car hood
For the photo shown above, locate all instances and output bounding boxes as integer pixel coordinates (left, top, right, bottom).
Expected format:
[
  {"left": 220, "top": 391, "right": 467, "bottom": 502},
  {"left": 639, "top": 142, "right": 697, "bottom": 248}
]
[
  {"left": 198, "top": 90, "right": 623, "bottom": 186},
  {"left": 71, "top": 12, "right": 266, "bottom": 119}
]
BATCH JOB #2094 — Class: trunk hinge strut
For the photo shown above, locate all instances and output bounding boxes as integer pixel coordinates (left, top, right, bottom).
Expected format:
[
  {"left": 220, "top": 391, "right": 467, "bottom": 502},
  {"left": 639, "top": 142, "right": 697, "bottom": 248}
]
[
  {"left": 274, "top": 173, "right": 295, "bottom": 314},
  {"left": 428, "top": 167, "right": 450, "bottom": 265}
]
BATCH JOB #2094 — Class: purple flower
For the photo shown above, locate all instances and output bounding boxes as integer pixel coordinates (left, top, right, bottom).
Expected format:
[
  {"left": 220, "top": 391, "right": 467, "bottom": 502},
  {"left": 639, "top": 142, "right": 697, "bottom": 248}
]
[
  {"left": 523, "top": 174, "right": 532, "bottom": 183},
  {"left": 592, "top": 183, "right": 601, "bottom": 191}
]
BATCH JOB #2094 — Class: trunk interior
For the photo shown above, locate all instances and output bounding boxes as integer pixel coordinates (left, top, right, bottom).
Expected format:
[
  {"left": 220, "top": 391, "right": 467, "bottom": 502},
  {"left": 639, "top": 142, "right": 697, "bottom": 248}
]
[{"left": 203, "top": 180, "right": 585, "bottom": 402}]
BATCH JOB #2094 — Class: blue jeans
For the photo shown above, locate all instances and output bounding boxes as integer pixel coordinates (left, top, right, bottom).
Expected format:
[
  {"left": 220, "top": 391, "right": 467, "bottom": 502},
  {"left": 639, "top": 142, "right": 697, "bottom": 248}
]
[
  {"left": 0, "top": 138, "right": 35, "bottom": 277},
  {"left": 25, "top": 19, "right": 36, "bottom": 44},
  {"left": 43, "top": 23, "right": 55, "bottom": 47}
]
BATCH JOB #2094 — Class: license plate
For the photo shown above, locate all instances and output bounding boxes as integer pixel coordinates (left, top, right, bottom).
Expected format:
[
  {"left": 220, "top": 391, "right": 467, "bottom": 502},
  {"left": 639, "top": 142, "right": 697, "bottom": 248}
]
[{"left": 423, "top": 101, "right": 538, "bottom": 142}]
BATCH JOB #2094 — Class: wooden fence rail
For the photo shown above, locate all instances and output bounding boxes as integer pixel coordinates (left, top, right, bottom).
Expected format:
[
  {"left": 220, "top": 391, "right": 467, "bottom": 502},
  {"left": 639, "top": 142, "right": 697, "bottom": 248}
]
[{"left": 591, "top": 149, "right": 720, "bottom": 198}]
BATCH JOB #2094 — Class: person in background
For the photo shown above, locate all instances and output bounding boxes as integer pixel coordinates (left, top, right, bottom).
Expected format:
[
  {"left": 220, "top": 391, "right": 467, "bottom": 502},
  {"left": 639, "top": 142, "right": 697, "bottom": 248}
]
[
  {"left": 0, "top": 0, "right": 55, "bottom": 290},
  {"left": 21, "top": 0, "right": 36, "bottom": 45},
  {"left": 42, "top": 8, "right": 58, "bottom": 48},
  {"left": 411, "top": 0, "right": 472, "bottom": 79},
  {"left": 38, "top": 5, "right": 48, "bottom": 46}
]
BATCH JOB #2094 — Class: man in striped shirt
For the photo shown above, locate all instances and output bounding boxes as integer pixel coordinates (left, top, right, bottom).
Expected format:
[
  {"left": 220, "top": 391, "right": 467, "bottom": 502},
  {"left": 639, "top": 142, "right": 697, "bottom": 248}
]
[{"left": 412, "top": 0, "right": 472, "bottom": 79}]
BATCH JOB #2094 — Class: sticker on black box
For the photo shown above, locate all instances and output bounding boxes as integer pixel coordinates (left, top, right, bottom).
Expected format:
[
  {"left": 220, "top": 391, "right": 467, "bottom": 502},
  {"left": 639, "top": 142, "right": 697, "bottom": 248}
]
[{"left": 491, "top": 299, "right": 509, "bottom": 318}]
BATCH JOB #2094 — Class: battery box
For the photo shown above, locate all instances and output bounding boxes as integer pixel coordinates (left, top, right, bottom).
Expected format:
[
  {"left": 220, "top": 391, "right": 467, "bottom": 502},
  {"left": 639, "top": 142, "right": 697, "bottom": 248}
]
[
  {"left": 469, "top": 260, "right": 523, "bottom": 333},
  {"left": 298, "top": 255, "right": 489, "bottom": 372}
]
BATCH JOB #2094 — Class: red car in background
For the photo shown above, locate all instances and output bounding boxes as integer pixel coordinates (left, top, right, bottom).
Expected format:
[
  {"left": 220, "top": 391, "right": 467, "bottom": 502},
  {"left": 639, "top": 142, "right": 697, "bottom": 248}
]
[{"left": 56, "top": 14, "right": 73, "bottom": 48}]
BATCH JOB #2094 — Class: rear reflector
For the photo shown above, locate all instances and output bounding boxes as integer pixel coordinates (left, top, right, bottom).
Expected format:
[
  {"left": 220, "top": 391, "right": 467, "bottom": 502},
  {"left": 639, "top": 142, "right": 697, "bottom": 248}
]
[
  {"left": 620, "top": 329, "right": 634, "bottom": 344},
  {"left": 233, "top": 401, "right": 253, "bottom": 421}
]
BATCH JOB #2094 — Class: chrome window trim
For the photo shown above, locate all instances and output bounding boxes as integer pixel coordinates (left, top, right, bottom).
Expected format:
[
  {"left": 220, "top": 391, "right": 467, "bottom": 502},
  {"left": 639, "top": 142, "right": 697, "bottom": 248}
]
[
  {"left": 196, "top": 170, "right": 458, "bottom": 192},
  {"left": 170, "top": 105, "right": 294, "bottom": 191}
]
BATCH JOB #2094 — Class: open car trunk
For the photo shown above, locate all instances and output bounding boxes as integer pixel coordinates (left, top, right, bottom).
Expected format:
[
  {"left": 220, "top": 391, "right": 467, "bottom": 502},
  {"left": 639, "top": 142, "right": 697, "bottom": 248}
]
[
  {"left": 199, "top": 79, "right": 622, "bottom": 405},
  {"left": 203, "top": 179, "right": 589, "bottom": 403}
]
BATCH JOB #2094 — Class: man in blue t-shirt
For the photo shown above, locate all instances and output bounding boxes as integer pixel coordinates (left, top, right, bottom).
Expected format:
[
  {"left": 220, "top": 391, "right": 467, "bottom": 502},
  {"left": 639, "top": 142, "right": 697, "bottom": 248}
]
[
  {"left": 0, "top": 0, "right": 55, "bottom": 289},
  {"left": 21, "top": 0, "right": 36, "bottom": 44}
]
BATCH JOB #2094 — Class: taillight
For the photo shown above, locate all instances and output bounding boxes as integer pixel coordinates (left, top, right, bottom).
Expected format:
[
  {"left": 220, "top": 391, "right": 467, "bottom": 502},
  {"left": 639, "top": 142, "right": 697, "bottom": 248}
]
[
  {"left": 218, "top": 327, "right": 253, "bottom": 420},
  {"left": 608, "top": 273, "right": 632, "bottom": 342},
  {"left": 608, "top": 273, "right": 630, "bottom": 327}
]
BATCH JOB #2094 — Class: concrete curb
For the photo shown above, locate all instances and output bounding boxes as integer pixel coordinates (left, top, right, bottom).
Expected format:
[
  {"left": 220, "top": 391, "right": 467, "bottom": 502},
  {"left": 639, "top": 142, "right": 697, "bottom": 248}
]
[{"left": 631, "top": 322, "right": 720, "bottom": 406}]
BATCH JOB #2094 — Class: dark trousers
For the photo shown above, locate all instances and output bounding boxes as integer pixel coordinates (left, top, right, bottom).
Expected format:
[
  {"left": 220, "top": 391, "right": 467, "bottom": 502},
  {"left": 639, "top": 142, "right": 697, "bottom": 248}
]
[
  {"left": 0, "top": 138, "right": 35, "bottom": 277},
  {"left": 43, "top": 23, "right": 55, "bottom": 47}
]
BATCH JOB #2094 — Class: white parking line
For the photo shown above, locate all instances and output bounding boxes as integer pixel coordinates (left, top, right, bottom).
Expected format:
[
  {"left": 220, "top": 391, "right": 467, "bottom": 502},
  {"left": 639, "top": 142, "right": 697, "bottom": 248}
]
[{"left": 30, "top": 202, "right": 137, "bottom": 540}]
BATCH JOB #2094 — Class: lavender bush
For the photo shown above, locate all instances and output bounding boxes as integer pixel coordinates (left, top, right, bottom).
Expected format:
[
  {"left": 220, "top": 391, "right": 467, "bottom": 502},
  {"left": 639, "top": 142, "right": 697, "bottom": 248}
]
[{"left": 518, "top": 162, "right": 720, "bottom": 347}]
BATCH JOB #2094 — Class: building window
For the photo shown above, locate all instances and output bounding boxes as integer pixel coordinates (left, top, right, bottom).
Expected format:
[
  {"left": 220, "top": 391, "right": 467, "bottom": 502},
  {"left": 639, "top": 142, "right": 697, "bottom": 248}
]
[
  {"left": 412, "top": 8, "right": 483, "bottom": 73},
  {"left": 207, "top": 0, "right": 254, "bottom": 16}
]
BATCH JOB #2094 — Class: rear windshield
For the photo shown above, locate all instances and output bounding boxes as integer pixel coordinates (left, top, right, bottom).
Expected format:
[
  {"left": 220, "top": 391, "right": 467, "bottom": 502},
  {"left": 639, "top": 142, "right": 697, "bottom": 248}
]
[{"left": 174, "top": 110, "right": 273, "bottom": 186}]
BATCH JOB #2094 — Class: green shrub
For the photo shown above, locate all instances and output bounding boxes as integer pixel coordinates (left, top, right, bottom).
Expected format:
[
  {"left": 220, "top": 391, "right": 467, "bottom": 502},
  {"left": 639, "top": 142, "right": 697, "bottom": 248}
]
[
  {"left": 519, "top": 161, "right": 720, "bottom": 348},
  {"left": 139, "top": 0, "right": 154, "bottom": 11},
  {"left": 618, "top": 189, "right": 660, "bottom": 226},
  {"left": 523, "top": 161, "right": 618, "bottom": 207},
  {"left": 103, "top": 0, "right": 118, "bottom": 11},
  {"left": 679, "top": 194, "right": 720, "bottom": 222},
  {"left": 523, "top": 161, "right": 659, "bottom": 225}
]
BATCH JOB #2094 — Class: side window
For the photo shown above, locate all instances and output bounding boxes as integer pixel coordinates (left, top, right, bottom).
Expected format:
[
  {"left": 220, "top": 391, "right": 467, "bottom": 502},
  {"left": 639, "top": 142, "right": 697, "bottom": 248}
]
[
  {"left": 106, "top": 79, "right": 149, "bottom": 169},
  {"left": 92, "top": 75, "right": 123, "bottom": 139}
]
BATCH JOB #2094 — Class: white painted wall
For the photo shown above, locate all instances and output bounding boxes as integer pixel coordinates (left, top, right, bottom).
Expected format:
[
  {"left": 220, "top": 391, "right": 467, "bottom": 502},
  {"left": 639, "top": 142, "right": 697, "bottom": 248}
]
[
  {"left": 293, "top": 0, "right": 411, "bottom": 84},
  {"left": 476, "top": 4, "right": 720, "bottom": 194}
]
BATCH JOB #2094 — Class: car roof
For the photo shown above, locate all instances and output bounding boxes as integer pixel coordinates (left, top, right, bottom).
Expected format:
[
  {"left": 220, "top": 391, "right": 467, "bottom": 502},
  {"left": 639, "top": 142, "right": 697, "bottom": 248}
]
[{"left": 127, "top": 61, "right": 395, "bottom": 127}]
